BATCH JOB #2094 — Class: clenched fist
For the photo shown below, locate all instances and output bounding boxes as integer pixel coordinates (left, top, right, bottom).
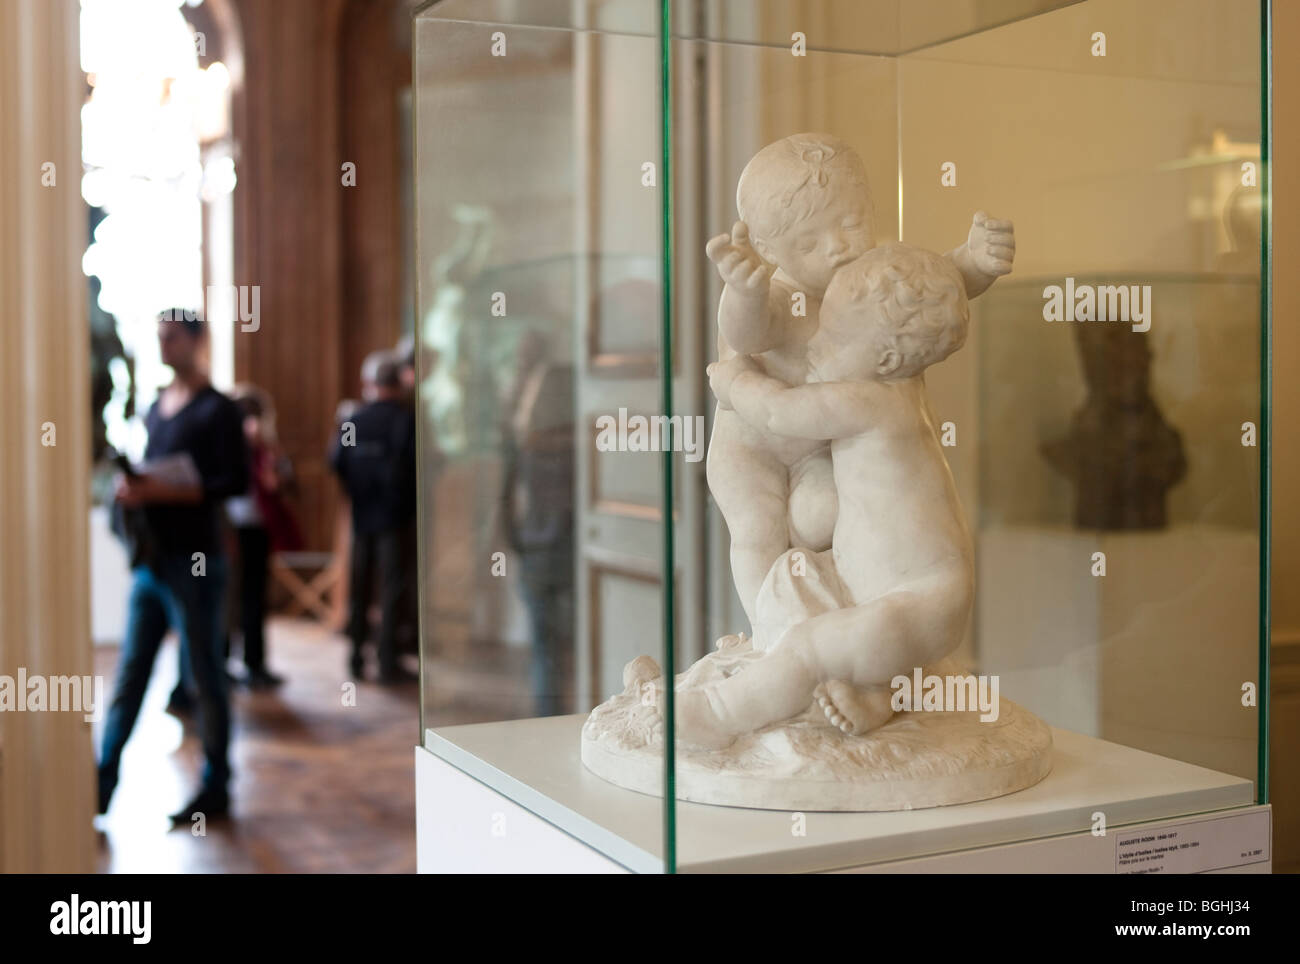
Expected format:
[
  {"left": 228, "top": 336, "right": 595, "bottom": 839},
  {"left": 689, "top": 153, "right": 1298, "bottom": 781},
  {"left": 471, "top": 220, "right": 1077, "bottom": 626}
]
[{"left": 966, "top": 210, "right": 1015, "bottom": 278}]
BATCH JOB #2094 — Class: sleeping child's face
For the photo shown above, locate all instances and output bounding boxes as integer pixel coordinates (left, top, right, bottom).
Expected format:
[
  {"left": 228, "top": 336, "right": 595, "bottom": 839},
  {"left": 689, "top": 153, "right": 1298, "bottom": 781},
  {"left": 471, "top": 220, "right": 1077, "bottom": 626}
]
[
  {"left": 737, "top": 134, "right": 875, "bottom": 298},
  {"left": 755, "top": 195, "right": 873, "bottom": 298},
  {"left": 809, "top": 243, "right": 970, "bottom": 384}
]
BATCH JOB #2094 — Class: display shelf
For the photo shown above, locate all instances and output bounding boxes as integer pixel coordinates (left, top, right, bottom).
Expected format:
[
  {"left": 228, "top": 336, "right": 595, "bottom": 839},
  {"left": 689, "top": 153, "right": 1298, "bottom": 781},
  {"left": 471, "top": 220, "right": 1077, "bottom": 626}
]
[{"left": 422, "top": 716, "right": 1254, "bottom": 874}]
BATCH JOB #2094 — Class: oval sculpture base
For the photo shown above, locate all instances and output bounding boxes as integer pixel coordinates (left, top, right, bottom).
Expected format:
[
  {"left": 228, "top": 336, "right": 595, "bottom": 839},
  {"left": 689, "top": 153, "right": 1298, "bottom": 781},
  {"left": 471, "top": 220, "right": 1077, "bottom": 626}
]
[{"left": 581, "top": 657, "right": 1053, "bottom": 813}]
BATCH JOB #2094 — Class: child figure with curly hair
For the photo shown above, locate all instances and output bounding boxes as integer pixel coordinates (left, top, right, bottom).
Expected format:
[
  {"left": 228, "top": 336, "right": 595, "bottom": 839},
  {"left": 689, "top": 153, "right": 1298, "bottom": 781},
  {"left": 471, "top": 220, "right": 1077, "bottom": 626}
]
[{"left": 690, "top": 244, "right": 979, "bottom": 748}]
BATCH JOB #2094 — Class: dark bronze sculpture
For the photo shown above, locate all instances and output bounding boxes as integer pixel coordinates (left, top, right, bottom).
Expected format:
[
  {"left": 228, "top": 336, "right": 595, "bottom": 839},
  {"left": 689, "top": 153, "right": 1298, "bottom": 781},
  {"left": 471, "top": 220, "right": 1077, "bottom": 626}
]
[{"left": 1043, "top": 322, "right": 1186, "bottom": 530}]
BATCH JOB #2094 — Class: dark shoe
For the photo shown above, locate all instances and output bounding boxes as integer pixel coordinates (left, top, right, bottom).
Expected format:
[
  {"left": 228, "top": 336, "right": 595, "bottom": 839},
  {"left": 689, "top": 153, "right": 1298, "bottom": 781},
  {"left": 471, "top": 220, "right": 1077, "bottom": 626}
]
[
  {"left": 170, "top": 787, "right": 230, "bottom": 825},
  {"left": 96, "top": 770, "right": 114, "bottom": 816},
  {"left": 165, "top": 685, "right": 195, "bottom": 718},
  {"left": 245, "top": 668, "right": 285, "bottom": 690}
]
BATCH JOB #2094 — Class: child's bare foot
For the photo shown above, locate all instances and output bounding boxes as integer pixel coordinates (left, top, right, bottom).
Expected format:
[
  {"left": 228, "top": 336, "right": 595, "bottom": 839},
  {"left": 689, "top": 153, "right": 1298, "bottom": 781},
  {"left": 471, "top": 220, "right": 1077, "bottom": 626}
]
[{"left": 814, "top": 680, "right": 895, "bottom": 736}]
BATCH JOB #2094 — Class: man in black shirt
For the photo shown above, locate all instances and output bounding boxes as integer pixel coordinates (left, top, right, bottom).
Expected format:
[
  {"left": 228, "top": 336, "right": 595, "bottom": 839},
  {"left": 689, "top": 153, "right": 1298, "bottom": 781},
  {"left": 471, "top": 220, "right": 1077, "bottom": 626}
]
[
  {"left": 98, "top": 311, "right": 248, "bottom": 823},
  {"left": 331, "top": 350, "right": 417, "bottom": 683}
]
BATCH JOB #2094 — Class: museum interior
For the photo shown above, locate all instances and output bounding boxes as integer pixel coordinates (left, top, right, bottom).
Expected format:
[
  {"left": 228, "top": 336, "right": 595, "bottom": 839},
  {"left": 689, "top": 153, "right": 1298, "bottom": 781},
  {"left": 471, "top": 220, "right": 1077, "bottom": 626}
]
[{"left": 0, "top": 0, "right": 1298, "bottom": 874}]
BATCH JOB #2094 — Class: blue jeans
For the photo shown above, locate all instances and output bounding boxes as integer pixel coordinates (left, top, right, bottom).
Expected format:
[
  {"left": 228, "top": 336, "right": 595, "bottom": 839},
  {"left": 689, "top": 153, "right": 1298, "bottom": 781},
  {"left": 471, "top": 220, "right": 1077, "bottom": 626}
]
[{"left": 99, "top": 553, "right": 232, "bottom": 798}]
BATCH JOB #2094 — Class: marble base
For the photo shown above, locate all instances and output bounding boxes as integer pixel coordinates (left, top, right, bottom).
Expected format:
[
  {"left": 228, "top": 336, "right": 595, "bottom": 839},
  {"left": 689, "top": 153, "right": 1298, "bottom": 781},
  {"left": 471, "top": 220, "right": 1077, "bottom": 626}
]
[{"left": 581, "top": 656, "right": 1054, "bottom": 812}]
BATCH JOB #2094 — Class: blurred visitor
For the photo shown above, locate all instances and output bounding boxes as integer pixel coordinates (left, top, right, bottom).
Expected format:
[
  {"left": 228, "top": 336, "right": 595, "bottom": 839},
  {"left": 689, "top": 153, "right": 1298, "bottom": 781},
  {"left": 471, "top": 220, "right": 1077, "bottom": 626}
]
[
  {"left": 330, "top": 350, "right": 418, "bottom": 683},
  {"left": 501, "top": 336, "right": 575, "bottom": 716},
  {"left": 225, "top": 384, "right": 303, "bottom": 688},
  {"left": 393, "top": 335, "right": 420, "bottom": 657},
  {"left": 99, "top": 310, "right": 247, "bottom": 823}
]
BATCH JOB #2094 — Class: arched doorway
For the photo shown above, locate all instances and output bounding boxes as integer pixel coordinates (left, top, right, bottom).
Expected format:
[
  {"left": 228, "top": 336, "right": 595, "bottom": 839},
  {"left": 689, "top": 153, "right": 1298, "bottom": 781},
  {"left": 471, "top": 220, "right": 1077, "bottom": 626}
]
[{"left": 81, "top": 0, "right": 243, "bottom": 644}]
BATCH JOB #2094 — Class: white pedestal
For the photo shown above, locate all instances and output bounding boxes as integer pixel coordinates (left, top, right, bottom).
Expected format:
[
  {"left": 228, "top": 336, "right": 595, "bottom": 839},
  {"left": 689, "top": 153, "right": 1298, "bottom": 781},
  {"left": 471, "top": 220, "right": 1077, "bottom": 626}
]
[{"left": 416, "top": 715, "right": 1269, "bottom": 873}]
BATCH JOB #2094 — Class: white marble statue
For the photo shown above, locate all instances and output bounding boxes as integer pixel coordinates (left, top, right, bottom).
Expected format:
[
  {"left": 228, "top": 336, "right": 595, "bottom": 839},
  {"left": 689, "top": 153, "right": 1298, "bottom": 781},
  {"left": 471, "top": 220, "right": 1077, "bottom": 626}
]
[{"left": 582, "top": 134, "right": 1051, "bottom": 811}]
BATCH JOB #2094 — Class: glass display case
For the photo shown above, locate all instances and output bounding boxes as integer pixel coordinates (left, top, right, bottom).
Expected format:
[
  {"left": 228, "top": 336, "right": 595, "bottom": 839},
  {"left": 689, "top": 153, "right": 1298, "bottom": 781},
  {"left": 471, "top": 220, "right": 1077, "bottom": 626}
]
[{"left": 412, "top": 0, "right": 1271, "bottom": 873}]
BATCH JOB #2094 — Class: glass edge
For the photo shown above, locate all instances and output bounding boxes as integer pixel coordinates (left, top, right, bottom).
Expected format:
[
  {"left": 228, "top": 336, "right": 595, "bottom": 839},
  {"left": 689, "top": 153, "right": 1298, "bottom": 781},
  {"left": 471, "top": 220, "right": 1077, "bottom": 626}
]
[
  {"left": 896, "top": 0, "right": 1090, "bottom": 56},
  {"left": 660, "top": 0, "right": 677, "bottom": 877},
  {"left": 411, "top": 11, "right": 428, "bottom": 745},
  {"left": 1257, "top": 0, "right": 1272, "bottom": 807}
]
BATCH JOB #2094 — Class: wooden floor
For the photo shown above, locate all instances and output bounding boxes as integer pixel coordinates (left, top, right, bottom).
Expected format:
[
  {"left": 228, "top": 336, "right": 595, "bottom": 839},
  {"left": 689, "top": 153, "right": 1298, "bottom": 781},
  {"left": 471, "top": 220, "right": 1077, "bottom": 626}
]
[{"left": 93, "top": 617, "right": 422, "bottom": 873}]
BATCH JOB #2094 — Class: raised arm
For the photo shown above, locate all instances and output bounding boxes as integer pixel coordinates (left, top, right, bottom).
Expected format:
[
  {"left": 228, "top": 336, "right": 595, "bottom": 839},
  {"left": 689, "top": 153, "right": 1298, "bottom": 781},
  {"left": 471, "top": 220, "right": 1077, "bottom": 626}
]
[
  {"left": 707, "top": 221, "right": 783, "bottom": 355},
  {"left": 946, "top": 210, "right": 1015, "bottom": 300}
]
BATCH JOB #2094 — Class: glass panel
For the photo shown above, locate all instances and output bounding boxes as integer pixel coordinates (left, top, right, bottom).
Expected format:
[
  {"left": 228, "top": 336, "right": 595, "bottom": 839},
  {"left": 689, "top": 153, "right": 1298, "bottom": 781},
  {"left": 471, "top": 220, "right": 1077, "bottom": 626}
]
[
  {"left": 671, "top": 0, "right": 1264, "bottom": 871},
  {"left": 414, "top": 8, "right": 667, "bottom": 872},
  {"left": 671, "top": 0, "right": 1084, "bottom": 56},
  {"left": 417, "top": 0, "right": 657, "bottom": 36},
  {"left": 415, "top": 0, "right": 1266, "bottom": 874},
  {"left": 898, "top": 0, "right": 1263, "bottom": 786}
]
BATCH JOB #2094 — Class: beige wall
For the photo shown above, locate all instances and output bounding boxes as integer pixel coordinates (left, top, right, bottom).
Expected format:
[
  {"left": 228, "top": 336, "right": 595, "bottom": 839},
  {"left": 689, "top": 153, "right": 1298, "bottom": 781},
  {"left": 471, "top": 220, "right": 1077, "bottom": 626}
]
[{"left": 1272, "top": 0, "right": 1300, "bottom": 645}]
